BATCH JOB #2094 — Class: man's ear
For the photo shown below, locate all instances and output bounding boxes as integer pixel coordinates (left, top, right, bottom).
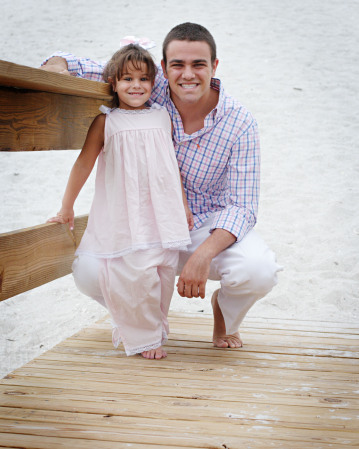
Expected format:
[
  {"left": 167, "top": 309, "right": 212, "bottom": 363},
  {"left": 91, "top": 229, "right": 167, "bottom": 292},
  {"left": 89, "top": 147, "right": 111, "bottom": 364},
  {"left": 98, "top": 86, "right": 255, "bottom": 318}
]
[
  {"left": 161, "top": 60, "right": 168, "bottom": 79},
  {"left": 212, "top": 59, "right": 219, "bottom": 77}
]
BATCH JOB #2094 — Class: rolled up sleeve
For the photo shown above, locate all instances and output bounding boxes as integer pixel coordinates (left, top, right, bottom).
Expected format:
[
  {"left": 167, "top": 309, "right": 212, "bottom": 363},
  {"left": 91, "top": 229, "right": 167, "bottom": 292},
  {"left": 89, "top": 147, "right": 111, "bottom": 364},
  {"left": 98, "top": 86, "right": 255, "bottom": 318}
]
[{"left": 41, "top": 51, "right": 106, "bottom": 82}]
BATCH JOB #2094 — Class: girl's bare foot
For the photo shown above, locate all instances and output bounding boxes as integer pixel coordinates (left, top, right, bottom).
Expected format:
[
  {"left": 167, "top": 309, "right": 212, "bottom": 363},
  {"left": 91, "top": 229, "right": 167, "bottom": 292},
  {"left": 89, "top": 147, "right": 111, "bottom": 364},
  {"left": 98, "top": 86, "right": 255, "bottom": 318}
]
[
  {"left": 211, "top": 289, "right": 243, "bottom": 348},
  {"left": 141, "top": 346, "right": 167, "bottom": 359}
]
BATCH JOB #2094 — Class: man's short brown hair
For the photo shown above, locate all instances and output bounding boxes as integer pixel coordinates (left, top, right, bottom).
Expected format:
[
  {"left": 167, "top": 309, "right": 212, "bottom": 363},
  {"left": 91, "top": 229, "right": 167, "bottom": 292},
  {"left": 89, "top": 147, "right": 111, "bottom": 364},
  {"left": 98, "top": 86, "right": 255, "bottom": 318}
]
[{"left": 162, "top": 22, "right": 217, "bottom": 66}]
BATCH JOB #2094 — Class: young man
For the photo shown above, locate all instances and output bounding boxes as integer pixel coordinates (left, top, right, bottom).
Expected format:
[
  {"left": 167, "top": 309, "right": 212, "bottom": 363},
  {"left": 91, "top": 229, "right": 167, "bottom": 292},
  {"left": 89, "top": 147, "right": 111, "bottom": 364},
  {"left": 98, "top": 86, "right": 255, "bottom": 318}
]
[{"left": 42, "top": 23, "right": 281, "bottom": 349}]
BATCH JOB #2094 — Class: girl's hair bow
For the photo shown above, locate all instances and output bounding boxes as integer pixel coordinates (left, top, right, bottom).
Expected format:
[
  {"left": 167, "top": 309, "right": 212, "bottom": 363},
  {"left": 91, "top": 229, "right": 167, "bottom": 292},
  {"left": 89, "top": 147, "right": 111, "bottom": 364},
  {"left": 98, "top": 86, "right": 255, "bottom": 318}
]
[{"left": 119, "top": 36, "right": 156, "bottom": 50}]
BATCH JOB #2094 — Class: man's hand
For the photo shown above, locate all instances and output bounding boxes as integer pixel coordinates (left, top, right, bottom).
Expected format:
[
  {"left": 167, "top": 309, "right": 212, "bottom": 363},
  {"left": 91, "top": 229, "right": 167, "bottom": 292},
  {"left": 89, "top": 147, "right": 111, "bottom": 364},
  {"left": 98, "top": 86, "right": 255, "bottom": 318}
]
[
  {"left": 39, "top": 57, "right": 70, "bottom": 75},
  {"left": 177, "top": 228, "right": 237, "bottom": 299},
  {"left": 177, "top": 248, "right": 211, "bottom": 298}
]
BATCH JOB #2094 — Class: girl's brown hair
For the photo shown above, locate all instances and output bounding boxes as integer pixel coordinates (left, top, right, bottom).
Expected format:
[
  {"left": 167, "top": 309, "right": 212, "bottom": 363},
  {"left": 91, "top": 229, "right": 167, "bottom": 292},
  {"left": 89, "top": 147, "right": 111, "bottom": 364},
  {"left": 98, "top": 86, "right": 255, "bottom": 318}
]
[{"left": 103, "top": 44, "right": 157, "bottom": 107}]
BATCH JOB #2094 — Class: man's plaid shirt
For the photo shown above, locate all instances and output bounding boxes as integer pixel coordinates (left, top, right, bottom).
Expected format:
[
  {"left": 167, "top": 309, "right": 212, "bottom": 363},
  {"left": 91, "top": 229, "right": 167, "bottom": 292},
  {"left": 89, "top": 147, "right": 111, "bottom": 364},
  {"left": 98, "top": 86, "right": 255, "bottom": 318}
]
[{"left": 43, "top": 52, "right": 260, "bottom": 242}]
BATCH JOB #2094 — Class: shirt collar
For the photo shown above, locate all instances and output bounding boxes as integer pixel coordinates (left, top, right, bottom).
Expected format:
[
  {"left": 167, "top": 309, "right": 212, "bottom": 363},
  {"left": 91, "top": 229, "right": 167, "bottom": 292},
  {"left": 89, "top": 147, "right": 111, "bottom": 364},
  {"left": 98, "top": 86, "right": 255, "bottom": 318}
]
[
  {"left": 210, "top": 77, "right": 225, "bottom": 118},
  {"left": 166, "top": 77, "right": 226, "bottom": 142}
]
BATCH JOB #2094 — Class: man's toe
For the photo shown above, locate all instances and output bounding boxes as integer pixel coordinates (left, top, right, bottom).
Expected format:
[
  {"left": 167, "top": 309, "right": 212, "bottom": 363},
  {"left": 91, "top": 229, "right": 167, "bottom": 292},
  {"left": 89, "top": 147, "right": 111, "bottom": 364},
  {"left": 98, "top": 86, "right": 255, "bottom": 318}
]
[{"left": 213, "top": 338, "right": 229, "bottom": 348}]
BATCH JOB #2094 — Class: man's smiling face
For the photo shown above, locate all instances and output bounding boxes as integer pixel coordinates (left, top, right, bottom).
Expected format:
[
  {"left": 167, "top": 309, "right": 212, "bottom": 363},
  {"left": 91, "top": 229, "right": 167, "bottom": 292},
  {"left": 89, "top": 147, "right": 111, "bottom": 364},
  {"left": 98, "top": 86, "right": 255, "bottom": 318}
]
[{"left": 161, "top": 40, "right": 218, "bottom": 107}]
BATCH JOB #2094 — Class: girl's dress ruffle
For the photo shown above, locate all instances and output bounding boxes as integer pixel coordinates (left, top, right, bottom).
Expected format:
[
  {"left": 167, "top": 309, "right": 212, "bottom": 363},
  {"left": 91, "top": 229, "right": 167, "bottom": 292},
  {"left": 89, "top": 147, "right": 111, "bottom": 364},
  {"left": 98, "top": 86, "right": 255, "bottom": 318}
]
[{"left": 112, "top": 324, "right": 168, "bottom": 356}]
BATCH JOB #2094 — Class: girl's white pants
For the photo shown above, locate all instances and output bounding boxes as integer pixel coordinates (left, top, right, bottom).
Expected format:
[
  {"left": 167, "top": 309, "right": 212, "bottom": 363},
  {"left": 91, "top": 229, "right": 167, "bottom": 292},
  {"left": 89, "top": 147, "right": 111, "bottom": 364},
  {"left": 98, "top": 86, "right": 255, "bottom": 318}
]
[{"left": 73, "top": 248, "right": 178, "bottom": 356}]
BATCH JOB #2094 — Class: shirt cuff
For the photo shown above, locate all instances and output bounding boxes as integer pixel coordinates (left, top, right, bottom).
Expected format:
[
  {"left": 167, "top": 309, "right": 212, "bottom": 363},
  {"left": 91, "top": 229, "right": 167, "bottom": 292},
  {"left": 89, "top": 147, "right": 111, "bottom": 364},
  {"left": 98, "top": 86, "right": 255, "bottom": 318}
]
[{"left": 209, "top": 206, "right": 256, "bottom": 242}]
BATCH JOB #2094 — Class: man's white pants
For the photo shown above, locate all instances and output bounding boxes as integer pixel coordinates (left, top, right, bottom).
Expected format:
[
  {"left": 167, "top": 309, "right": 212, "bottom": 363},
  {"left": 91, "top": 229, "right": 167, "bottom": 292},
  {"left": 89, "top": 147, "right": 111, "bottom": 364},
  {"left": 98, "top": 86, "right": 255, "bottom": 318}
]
[{"left": 177, "top": 217, "right": 282, "bottom": 335}]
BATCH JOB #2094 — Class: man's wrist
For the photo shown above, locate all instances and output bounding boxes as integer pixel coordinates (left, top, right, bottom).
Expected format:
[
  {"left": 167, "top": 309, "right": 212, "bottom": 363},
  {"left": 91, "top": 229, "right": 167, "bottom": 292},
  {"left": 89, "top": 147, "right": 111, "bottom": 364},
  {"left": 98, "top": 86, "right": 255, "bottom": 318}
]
[
  {"left": 197, "top": 228, "right": 236, "bottom": 260},
  {"left": 193, "top": 244, "right": 214, "bottom": 264}
]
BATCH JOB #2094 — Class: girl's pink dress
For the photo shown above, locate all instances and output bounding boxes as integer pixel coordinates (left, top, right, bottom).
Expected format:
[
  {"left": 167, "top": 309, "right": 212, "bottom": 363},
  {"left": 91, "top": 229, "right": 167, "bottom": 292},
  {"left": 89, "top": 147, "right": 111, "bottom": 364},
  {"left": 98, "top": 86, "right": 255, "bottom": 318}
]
[
  {"left": 77, "top": 104, "right": 191, "bottom": 257},
  {"left": 75, "top": 104, "right": 191, "bottom": 355}
]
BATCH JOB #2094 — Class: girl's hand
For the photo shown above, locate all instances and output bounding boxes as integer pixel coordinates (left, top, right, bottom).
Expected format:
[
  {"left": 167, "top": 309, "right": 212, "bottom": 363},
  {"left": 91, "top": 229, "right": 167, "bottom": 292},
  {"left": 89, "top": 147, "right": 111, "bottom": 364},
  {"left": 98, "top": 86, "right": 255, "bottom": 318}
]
[
  {"left": 47, "top": 207, "right": 75, "bottom": 230},
  {"left": 185, "top": 205, "right": 194, "bottom": 230}
]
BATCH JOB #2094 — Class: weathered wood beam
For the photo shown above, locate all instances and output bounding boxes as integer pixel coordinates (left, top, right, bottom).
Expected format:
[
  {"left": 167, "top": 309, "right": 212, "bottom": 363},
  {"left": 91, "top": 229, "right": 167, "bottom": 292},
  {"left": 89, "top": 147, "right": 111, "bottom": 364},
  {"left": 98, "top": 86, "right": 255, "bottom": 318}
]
[
  {"left": 0, "top": 60, "right": 112, "bottom": 151},
  {"left": 0, "top": 60, "right": 111, "bottom": 99},
  {"left": 0, "top": 216, "right": 88, "bottom": 301},
  {"left": 0, "top": 87, "right": 110, "bottom": 151}
]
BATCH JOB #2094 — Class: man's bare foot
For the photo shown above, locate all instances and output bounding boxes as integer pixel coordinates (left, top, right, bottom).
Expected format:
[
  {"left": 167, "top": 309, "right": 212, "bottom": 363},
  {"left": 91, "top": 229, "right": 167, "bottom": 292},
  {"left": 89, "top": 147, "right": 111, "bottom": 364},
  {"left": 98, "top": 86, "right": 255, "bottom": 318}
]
[
  {"left": 141, "top": 346, "right": 167, "bottom": 359},
  {"left": 211, "top": 289, "right": 243, "bottom": 348}
]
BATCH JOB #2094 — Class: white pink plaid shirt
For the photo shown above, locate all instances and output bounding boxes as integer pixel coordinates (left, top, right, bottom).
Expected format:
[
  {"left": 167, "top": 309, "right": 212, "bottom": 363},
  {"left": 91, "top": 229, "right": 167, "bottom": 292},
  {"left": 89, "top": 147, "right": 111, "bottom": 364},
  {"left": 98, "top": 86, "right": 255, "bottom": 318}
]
[{"left": 43, "top": 52, "right": 260, "bottom": 242}]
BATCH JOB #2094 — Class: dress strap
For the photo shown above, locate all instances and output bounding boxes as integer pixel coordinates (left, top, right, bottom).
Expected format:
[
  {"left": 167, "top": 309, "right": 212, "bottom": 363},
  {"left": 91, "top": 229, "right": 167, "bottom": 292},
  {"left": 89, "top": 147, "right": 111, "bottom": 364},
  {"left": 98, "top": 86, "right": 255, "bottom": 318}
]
[{"left": 99, "top": 105, "right": 113, "bottom": 115}]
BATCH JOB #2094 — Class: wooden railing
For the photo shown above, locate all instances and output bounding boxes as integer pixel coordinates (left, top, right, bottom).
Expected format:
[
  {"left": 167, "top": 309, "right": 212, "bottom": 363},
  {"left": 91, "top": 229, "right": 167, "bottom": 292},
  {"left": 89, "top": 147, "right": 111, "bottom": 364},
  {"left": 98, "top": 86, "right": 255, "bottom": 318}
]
[{"left": 0, "top": 59, "right": 111, "bottom": 301}]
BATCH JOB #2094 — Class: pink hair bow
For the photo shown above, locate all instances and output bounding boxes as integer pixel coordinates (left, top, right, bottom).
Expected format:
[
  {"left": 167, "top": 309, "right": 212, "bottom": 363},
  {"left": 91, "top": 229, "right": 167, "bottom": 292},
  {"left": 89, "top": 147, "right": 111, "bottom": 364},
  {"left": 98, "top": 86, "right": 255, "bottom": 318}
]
[{"left": 119, "top": 36, "right": 156, "bottom": 50}]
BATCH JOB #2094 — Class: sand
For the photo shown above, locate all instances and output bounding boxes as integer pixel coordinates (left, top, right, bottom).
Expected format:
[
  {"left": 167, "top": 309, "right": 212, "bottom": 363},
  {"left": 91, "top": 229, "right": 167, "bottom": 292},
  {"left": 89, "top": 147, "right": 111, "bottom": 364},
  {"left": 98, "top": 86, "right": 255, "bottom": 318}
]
[{"left": 1, "top": 0, "right": 358, "bottom": 378}]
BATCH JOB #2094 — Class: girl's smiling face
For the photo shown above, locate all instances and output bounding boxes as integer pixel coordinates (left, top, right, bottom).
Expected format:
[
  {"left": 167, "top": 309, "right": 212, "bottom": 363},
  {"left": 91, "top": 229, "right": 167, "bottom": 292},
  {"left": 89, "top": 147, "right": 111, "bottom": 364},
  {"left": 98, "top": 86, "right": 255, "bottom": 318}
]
[{"left": 113, "top": 62, "right": 153, "bottom": 110}]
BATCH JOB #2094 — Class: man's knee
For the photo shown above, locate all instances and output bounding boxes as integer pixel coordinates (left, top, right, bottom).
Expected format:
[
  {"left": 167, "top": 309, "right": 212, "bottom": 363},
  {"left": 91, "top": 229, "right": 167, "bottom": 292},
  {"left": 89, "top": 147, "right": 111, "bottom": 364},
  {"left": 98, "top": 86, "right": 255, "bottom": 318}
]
[
  {"left": 220, "top": 247, "right": 280, "bottom": 297},
  {"left": 248, "top": 249, "right": 280, "bottom": 295}
]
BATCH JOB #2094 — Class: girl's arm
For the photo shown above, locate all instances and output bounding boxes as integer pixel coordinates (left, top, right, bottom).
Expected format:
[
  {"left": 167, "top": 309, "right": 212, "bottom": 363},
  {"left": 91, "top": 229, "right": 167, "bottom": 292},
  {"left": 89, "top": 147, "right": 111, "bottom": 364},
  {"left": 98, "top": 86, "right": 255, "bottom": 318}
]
[
  {"left": 47, "top": 114, "right": 106, "bottom": 230},
  {"left": 179, "top": 170, "right": 194, "bottom": 231}
]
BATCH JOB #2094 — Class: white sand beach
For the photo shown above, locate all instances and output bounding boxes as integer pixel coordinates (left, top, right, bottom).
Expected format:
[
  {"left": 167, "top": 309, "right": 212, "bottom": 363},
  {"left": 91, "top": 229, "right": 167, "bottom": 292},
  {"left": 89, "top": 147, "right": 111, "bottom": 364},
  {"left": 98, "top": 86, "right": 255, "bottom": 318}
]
[{"left": 1, "top": 0, "right": 358, "bottom": 378}]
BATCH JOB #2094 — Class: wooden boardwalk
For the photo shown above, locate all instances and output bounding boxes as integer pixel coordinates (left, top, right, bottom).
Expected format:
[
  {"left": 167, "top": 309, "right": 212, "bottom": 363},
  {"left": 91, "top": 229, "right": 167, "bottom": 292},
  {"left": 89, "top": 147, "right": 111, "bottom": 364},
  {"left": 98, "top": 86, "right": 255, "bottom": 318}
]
[{"left": 0, "top": 312, "right": 358, "bottom": 448}]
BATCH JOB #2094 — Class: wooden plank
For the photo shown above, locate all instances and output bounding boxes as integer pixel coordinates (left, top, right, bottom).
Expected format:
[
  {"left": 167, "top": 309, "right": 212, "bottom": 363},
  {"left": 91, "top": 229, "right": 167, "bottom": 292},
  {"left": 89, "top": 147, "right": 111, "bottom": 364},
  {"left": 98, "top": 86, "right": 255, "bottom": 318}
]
[
  {"left": 0, "top": 216, "right": 87, "bottom": 301},
  {"left": 36, "top": 341, "right": 357, "bottom": 376},
  {"left": 1, "top": 434, "right": 357, "bottom": 449},
  {"left": 49, "top": 336, "right": 359, "bottom": 369},
  {"left": 0, "top": 60, "right": 111, "bottom": 99},
  {"left": 9, "top": 366, "right": 359, "bottom": 411},
  {"left": 0, "top": 411, "right": 358, "bottom": 446},
  {"left": 0, "top": 86, "right": 110, "bottom": 151},
  {"left": 6, "top": 356, "right": 359, "bottom": 396},
  {"left": 23, "top": 353, "right": 359, "bottom": 385},
  {"left": 73, "top": 324, "right": 359, "bottom": 348},
  {"left": 170, "top": 315, "right": 359, "bottom": 334},
  {"left": 3, "top": 374, "right": 357, "bottom": 412},
  {"left": 94, "top": 313, "right": 359, "bottom": 333},
  {"left": 1, "top": 386, "right": 357, "bottom": 430},
  {"left": 1, "top": 313, "right": 358, "bottom": 448},
  {"left": 0, "top": 433, "right": 195, "bottom": 449},
  {"left": 39, "top": 346, "right": 359, "bottom": 375}
]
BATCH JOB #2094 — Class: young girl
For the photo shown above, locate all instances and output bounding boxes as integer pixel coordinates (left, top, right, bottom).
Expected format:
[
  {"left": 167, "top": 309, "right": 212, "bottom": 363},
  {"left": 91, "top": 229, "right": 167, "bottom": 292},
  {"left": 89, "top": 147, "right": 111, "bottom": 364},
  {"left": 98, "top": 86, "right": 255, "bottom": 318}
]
[{"left": 48, "top": 44, "right": 193, "bottom": 360}]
